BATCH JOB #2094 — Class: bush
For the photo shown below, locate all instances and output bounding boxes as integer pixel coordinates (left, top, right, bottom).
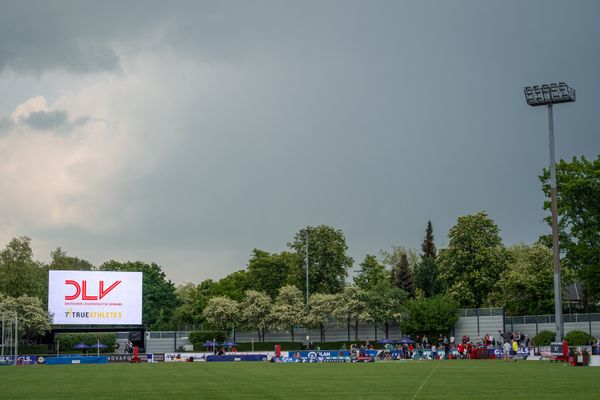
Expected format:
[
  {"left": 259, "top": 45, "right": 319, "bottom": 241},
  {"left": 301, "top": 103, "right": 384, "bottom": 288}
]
[
  {"left": 532, "top": 330, "right": 555, "bottom": 346},
  {"left": 54, "top": 332, "right": 116, "bottom": 353},
  {"left": 401, "top": 295, "right": 459, "bottom": 337},
  {"left": 235, "top": 342, "right": 304, "bottom": 352},
  {"left": 313, "top": 341, "right": 354, "bottom": 350},
  {"left": 189, "top": 331, "right": 227, "bottom": 350},
  {"left": 19, "top": 344, "right": 49, "bottom": 354},
  {"left": 564, "top": 330, "right": 595, "bottom": 346}
]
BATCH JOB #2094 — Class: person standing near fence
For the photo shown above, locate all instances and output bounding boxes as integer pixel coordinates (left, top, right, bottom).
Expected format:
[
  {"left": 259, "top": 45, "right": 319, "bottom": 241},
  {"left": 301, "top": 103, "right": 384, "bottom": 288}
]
[{"left": 503, "top": 341, "right": 511, "bottom": 361}]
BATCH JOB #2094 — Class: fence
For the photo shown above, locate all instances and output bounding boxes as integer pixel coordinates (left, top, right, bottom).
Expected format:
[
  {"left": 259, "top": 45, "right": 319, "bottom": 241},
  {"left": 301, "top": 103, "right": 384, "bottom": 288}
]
[
  {"left": 505, "top": 313, "right": 600, "bottom": 337},
  {"left": 1, "top": 312, "right": 18, "bottom": 366},
  {"left": 131, "top": 309, "right": 600, "bottom": 354}
]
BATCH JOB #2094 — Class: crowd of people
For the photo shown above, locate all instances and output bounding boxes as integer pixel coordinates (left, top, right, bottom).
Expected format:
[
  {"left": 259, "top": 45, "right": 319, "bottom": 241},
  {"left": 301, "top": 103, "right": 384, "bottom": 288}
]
[{"left": 340, "top": 330, "right": 537, "bottom": 361}]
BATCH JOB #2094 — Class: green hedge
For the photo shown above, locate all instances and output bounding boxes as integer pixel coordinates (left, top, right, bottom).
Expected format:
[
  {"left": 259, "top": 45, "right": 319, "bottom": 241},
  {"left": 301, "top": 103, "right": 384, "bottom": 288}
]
[
  {"left": 312, "top": 341, "right": 354, "bottom": 350},
  {"left": 532, "top": 330, "right": 555, "bottom": 346},
  {"left": 54, "top": 332, "right": 116, "bottom": 353},
  {"left": 189, "top": 331, "right": 228, "bottom": 350},
  {"left": 564, "top": 330, "right": 595, "bottom": 346},
  {"left": 234, "top": 342, "right": 304, "bottom": 352},
  {"left": 231, "top": 341, "right": 362, "bottom": 352},
  {"left": 19, "top": 344, "right": 50, "bottom": 354}
]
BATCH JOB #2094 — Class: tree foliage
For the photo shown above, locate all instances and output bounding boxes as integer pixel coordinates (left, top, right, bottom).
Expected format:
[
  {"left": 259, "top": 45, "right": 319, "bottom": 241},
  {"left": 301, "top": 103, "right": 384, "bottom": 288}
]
[
  {"left": 0, "top": 294, "right": 52, "bottom": 341},
  {"left": 288, "top": 225, "right": 353, "bottom": 298},
  {"left": 421, "top": 220, "right": 437, "bottom": 259},
  {"left": 0, "top": 237, "right": 46, "bottom": 299},
  {"left": 391, "top": 253, "right": 414, "bottom": 297},
  {"left": 491, "top": 244, "right": 573, "bottom": 315},
  {"left": 246, "top": 249, "right": 295, "bottom": 298},
  {"left": 414, "top": 256, "right": 441, "bottom": 298},
  {"left": 437, "top": 211, "right": 509, "bottom": 308},
  {"left": 540, "top": 155, "right": 600, "bottom": 306},
  {"left": 366, "top": 283, "right": 407, "bottom": 338},
  {"left": 202, "top": 296, "right": 239, "bottom": 332},
  {"left": 271, "top": 285, "right": 305, "bottom": 341},
  {"left": 99, "top": 260, "right": 179, "bottom": 329},
  {"left": 401, "top": 295, "right": 459, "bottom": 337},
  {"left": 307, "top": 293, "right": 337, "bottom": 341},
  {"left": 49, "top": 247, "right": 94, "bottom": 271},
  {"left": 353, "top": 254, "right": 389, "bottom": 291},
  {"left": 171, "top": 282, "right": 204, "bottom": 327},
  {"left": 333, "top": 286, "right": 370, "bottom": 341},
  {"left": 208, "top": 270, "right": 250, "bottom": 302},
  {"left": 239, "top": 290, "right": 272, "bottom": 342},
  {"left": 414, "top": 221, "right": 441, "bottom": 297}
]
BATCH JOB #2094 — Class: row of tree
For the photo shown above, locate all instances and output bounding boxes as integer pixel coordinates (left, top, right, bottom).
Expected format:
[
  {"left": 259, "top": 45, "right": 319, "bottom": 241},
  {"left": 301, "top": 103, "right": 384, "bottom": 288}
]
[
  {"left": 203, "top": 285, "right": 458, "bottom": 342},
  {"left": 0, "top": 154, "right": 598, "bottom": 342}
]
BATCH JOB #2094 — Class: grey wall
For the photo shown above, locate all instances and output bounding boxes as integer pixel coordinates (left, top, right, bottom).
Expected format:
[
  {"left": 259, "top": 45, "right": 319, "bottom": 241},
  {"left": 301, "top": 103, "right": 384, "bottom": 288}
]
[
  {"left": 505, "top": 313, "right": 600, "bottom": 338},
  {"left": 146, "top": 311, "right": 600, "bottom": 353}
]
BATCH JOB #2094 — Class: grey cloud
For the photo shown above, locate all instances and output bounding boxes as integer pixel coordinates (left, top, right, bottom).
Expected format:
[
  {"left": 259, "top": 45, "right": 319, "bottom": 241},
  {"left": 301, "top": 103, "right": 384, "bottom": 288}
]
[
  {"left": 2, "top": 1, "right": 600, "bottom": 285},
  {"left": 0, "top": 118, "right": 14, "bottom": 135},
  {"left": 22, "top": 110, "right": 68, "bottom": 130},
  {"left": 2, "top": 109, "right": 90, "bottom": 134}
]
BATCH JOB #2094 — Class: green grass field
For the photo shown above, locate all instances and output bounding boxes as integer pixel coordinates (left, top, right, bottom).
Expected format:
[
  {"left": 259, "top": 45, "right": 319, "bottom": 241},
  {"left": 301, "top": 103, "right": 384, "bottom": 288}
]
[{"left": 1, "top": 360, "right": 599, "bottom": 399}]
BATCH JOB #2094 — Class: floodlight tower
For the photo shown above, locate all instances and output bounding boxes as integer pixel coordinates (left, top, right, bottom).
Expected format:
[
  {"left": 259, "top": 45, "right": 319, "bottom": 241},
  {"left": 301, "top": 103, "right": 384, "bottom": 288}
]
[{"left": 524, "top": 82, "right": 576, "bottom": 341}]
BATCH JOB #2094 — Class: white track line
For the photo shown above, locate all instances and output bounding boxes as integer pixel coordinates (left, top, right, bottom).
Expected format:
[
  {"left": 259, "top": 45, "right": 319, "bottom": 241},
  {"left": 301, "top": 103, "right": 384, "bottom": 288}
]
[{"left": 411, "top": 362, "right": 440, "bottom": 400}]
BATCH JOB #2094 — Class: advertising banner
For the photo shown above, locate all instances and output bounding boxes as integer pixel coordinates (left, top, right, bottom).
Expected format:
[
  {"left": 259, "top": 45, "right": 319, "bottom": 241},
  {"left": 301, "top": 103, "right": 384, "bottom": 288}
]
[
  {"left": 48, "top": 270, "right": 143, "bottom": 325},
  {"left": 107, "top": 353, "right": 164, "bottom": 363}
]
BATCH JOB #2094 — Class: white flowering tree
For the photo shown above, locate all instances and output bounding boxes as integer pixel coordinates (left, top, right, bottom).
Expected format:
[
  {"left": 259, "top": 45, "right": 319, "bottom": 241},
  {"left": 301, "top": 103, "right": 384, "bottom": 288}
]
[
  {"left": 306, "top": 293, "right": 337, "bottom": 342},
  {"left": 240, "top": 290, "right": 272, "bottom": 342},
  {"left": 271, "top": 285, "right": 305, "bottom": 342},
  {"left": 0, "top": 294, "right": 52, "bottom": 341},
  {"left": 202, "top": 296, "right": 239, "bottom": 334},
  {"left": 333, "top": 286, "right": 371, "bottom": 342}
]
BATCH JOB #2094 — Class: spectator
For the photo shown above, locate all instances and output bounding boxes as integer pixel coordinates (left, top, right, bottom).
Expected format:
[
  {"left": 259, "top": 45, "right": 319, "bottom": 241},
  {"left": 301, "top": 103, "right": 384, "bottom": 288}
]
[{"left": 503, "top": 340, "right": 511, "bottom": 361}]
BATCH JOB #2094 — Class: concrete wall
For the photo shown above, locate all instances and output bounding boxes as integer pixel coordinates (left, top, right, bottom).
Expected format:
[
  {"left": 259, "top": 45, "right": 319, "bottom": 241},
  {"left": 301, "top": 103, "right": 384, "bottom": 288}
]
[
  {"left": 146, "top": 311, "right": 600, "bottom": 353},
  {"left": 505, "top": 313, "right": 600, "bottom": 338},
  {"left": 452, "top": 309, "right": 504, "bottom": 340},
  {"left": 146, "top": 331, "right": 192, "bottom": 354}
]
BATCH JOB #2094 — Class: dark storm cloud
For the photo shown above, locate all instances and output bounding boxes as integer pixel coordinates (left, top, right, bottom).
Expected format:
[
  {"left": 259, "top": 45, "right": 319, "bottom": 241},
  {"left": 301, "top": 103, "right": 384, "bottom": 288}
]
[{"left": 1, "top": 1, "right": 600, "bottom": 284}]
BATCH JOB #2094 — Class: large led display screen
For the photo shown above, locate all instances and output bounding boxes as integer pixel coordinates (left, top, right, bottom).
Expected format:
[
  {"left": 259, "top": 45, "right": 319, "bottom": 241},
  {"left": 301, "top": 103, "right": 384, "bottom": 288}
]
[{"left": 48, "top": 270, "right": 142, "bottom": 325}]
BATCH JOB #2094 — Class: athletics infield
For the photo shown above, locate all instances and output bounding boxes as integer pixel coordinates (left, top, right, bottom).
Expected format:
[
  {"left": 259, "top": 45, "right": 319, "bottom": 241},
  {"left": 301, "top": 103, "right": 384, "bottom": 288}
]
[{"left": 0, "top": 360, "right": 599, "bottom": 399}]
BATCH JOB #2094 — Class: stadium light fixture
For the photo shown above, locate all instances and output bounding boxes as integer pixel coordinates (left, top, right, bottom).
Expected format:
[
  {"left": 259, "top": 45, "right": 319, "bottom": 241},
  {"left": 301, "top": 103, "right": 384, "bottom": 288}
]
[{"left": 523, "top": 82, "right": 575, "bottom": 342}]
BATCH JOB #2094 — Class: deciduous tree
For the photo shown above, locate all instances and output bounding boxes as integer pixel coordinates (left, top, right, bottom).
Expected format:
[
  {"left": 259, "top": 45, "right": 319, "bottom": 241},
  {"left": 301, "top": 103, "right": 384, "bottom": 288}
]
[
  {"left": 202, "top": 296, "right": 239, "bottom": 333},
  {"left": 0, "top": 237, "right": 45, "bottom": 300},
  {"left": 0, "top": 294, "right": 52, "bottom": 341},
  {"left": 333, "top": 286, "right": 370, "bottom": 342},
  {"left": 271, "top": 285, "right": 305, "bottom": 342},
  {"left": 306, "top": 293, "right": 337, "bottom": 341},
  {"left": 100, "top": 260, "right": 179, "bottom": 329},
  {"left": 401, "top": 295, "right": 458, "bottom": 337},
  {"left": 354, "top": 254, "right": 389, "bottom": 291},
  {"left": 239, "top": 290, "right": 272, "bottom": 342},
  {"left": 540, "top": 155, "right": 600, "bottom": 306},
  {"left": 437, "top": 211, "right": 509, "bottom": 308},
  {"left": 288, "top": 225, "right": 353, "bottom": 298}
]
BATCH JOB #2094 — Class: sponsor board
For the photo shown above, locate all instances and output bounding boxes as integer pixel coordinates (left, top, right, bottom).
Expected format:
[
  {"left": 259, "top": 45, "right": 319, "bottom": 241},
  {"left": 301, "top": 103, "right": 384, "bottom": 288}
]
[
  {"left": 165, "top": 352, "right": 273, "bottom": 362},
  {"left": 107, "top": 353, "right": 165, "bottom": 363},
  {"left": 48, "top": 270, "right": 142, "bottom": 325},
  {"left": 0, "top": 355, "right": 46, "bottom": 366}
]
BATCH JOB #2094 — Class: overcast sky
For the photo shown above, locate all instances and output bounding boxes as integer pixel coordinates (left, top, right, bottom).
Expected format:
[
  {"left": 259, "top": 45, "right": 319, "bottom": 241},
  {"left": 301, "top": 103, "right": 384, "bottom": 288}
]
[{"left": 1, "top": 0, "right": 598, "bottom": 284}]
